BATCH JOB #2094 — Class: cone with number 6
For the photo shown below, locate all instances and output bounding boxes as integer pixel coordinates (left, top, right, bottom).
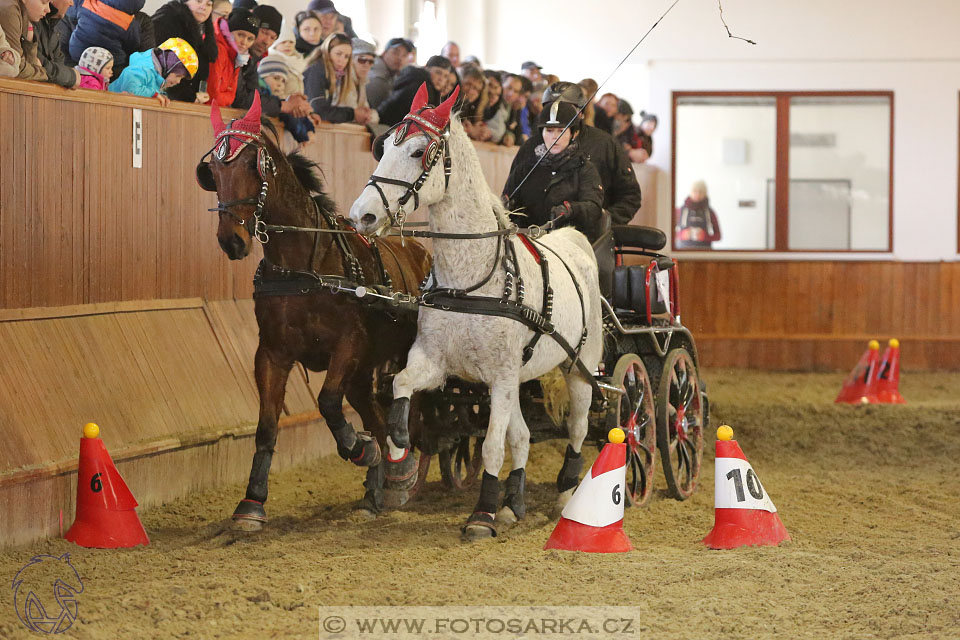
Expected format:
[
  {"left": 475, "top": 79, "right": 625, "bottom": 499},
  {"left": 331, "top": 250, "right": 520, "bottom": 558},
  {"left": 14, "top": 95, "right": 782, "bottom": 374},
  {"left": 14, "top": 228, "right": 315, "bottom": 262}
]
[
  {"left": 702, "top": 425, "right": 789, "bottom": 549},
  {"left": 65, "top": 423, "right": 149, "bottom": 548},
  {"left": 544, "top": 428, "right": 633, "bottom": 553}
]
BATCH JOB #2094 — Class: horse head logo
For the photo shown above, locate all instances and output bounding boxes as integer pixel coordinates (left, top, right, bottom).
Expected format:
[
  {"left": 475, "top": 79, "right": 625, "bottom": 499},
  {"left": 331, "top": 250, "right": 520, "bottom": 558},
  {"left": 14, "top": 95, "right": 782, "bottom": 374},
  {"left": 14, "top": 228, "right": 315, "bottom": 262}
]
[{"left": 12, "top": 553, "right": 84, "bottom": 634}]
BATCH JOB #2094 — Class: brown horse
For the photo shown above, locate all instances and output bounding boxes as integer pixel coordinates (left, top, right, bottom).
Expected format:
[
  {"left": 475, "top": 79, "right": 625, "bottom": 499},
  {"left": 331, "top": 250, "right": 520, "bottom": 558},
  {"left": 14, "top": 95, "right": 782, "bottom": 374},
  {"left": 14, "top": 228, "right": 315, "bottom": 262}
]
[{"left": 197, "top": 95, "right": 431, "bottom": 527}]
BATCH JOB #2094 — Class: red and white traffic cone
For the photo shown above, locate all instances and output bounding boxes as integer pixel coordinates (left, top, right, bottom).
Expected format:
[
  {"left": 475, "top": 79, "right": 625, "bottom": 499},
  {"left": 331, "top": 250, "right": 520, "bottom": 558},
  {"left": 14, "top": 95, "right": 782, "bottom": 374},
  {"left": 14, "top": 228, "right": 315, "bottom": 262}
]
[
  {"left": 872, "top": 339, "right": 906, "bottom": 404},
  {"left": 65, "top": 423, "right": 149, "bottom": 548},
  {"left": 702, "top": 425, "right": 789, "bottom": 550},
  {"left": 835, "top": 340, "right": 880, "bottom": 404},
  {"left": 544, "top": 428, "right": 633, "bottom": 553}
]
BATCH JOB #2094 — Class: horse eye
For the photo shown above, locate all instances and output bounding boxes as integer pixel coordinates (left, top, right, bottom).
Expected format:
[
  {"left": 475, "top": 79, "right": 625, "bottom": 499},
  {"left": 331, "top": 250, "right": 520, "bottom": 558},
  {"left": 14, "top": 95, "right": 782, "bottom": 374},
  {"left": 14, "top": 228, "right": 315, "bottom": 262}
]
[{"left": 411, "top": 149, "right": 425, "bottom": 158}]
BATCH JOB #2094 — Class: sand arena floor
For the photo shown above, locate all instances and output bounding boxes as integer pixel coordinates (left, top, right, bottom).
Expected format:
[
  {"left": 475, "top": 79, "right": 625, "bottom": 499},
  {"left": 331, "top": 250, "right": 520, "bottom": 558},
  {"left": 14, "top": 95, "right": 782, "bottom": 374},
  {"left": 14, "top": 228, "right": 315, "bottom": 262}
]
[{"left": 1, "top": 370, "right": 958, "bottom": 639}]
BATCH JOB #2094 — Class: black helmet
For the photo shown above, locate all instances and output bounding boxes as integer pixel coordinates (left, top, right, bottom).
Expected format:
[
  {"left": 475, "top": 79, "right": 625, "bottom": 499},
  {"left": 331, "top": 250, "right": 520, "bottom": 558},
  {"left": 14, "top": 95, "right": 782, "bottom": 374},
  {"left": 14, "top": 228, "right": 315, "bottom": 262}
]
[
  {"left": 541, "top": 81, "right": 586, "bottom": 109},
  {"left": 538, "top": 101, "right": 581, "bottom": 133}
]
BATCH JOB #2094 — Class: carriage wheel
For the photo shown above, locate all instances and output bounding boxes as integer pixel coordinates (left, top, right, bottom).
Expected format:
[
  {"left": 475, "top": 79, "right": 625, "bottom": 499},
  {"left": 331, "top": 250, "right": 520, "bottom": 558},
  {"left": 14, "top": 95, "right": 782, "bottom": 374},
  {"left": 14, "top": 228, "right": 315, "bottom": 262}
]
[
  {"left": 655, "top": 348, "right": 704, "bottom": 500},
  {"left": 610, "top": 353, "right": 657, "bottom": 507},
  {"left": 439, "top": 435, "right": 484, "bottom": 490}
]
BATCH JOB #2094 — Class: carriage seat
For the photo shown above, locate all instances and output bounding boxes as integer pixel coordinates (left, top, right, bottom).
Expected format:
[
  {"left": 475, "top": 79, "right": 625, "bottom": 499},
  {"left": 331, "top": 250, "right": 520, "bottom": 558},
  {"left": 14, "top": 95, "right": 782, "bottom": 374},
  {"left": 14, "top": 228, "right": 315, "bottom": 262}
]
[
  {"left": 609, "top": 226, "right": 671, "bottom": 317},
  {"left": 592, "top": 211, "right": 615, "bottom": 299},
  {"left": 612, "top": 225, "right": 667, "bottom": 251}
]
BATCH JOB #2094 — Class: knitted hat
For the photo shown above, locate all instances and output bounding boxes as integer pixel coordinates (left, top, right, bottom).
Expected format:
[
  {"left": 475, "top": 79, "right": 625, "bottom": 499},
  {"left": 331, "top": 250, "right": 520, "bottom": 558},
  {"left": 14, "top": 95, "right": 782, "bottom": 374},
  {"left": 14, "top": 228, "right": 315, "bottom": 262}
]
[
  {"left": 257, "top": 54, "right": 291, "bottom": 79},
  {"left": 78, "top": 46, "right": 113, "bottom": 74},
  {"left": 252, "top": 5, "right": 282, "bottom": 33},
  {"left": 157, "top": 37, "right": 199, "bottom": 77},
  {"left": 232, "top": 0, "right": 257, "bottom": 9},
  {"left": 227, "top": 9, "right": 260, "bottom": 36},
  {"left": 351, "top": 38, "right": 375, "bottom": 57},
  {"left": 640, "top": 110, "right": 658, "bottom": 125},
  {"left": 306, "top": 0, "right": 337, "bottom": 14}
]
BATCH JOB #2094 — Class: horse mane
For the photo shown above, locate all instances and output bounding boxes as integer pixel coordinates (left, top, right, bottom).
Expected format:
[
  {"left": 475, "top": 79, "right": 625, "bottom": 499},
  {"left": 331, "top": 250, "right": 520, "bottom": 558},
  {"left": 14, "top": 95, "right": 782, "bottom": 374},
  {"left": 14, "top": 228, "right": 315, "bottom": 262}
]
[
  {"left": 256, "top": 117, "right": 337, "bottom": 214},
  {"left": 446, "top": 114, "right": 513, "bottom": 228}
]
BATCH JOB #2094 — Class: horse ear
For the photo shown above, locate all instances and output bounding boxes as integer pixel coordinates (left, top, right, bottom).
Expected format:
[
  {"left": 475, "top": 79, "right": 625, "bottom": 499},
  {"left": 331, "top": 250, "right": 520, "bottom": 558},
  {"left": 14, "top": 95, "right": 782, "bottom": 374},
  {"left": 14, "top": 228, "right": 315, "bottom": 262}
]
[
  {"left": 210, "top": 100, "right": 225, "bottom": 135},
  {"left": 431, "top": 85, "right": 460, "bottom": 128},
  {"left": 241, "top": 91, "right": 262, "bottom": 133},
  {"left": 410, "top": 82, "right": 430, "bottom": 113}
]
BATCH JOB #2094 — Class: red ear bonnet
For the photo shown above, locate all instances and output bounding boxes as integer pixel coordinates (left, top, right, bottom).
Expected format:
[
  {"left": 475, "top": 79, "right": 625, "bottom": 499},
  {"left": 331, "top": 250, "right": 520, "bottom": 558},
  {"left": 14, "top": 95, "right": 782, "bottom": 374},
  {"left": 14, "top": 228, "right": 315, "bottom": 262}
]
[{"left": 405, "top": 84, "right": 460, "bottom": 134}]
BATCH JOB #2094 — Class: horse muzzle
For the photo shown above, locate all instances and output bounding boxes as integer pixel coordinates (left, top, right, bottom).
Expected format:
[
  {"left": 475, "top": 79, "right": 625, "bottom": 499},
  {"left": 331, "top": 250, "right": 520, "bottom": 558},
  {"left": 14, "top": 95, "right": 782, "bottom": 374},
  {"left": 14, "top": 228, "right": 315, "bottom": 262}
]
[{"left": 219, "top": 233, "right": 250, "bottom": 260}]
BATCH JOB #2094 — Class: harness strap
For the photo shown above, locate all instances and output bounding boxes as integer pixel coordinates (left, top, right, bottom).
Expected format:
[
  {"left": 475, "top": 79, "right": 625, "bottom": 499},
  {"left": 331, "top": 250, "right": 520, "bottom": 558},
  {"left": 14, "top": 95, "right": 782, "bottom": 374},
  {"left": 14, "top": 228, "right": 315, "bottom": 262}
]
[
  {"left": 397, "top": 226, "right": 516, "bottom": 240},
  {"left": 423, "top": 223, "right": 504, "bottom": 298},
  {"left": 421, "top": 292, "right": 603, "bottom": 401},
  {"left": 519, "top": 239, "right": 552, "bottom": 365},
  {"left": 536, "top": 240, "right": 589, "bottom": 370}
]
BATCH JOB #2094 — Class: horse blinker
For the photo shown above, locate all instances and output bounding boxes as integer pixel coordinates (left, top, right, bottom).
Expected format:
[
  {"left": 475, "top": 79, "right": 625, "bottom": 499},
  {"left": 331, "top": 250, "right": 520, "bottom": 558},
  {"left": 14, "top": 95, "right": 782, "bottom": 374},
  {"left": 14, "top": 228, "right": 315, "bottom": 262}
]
[{"left": 196, "top": 162, "right": 216, "bottom": 191}]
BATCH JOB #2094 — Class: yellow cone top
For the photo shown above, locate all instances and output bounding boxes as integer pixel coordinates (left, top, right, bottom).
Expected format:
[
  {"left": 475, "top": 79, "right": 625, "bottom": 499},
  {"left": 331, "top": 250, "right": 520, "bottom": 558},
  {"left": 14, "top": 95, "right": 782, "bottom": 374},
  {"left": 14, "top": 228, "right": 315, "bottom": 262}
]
[
  {"left": 868, "top": 339, "right": 879, "bottom": 350},
  {"left": 83, "top": 423, "right": 100, "bottom": 439},
  {"left": 608, "top": 427, "right": 625, "bottom": 444},
  {"left": 717, "top": 425, "right": 734, "bottom": 441},
  {"left": 889, "top": 338, "right": 899, "bottom": 348}
]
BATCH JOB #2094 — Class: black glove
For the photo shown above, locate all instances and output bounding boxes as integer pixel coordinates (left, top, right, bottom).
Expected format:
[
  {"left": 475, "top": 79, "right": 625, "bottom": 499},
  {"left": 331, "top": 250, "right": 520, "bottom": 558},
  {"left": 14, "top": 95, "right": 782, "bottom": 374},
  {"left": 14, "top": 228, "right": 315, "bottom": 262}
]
[{"left": 550, "top": 201, "right": 573, "bottom": 220}]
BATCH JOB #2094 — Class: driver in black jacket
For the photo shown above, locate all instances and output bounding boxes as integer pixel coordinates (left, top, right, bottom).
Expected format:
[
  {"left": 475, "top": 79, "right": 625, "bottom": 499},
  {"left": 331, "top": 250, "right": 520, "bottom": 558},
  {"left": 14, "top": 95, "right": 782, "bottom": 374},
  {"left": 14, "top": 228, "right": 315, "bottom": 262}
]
[{"left": 505, "top": 82, "right": 642, "bottom": 226}]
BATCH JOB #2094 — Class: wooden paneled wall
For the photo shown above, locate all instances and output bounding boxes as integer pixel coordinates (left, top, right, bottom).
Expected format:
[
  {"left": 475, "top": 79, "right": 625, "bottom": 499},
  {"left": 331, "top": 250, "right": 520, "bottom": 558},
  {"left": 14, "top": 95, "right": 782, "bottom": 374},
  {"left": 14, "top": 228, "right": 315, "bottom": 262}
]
[
  {"left": 677, "top": 261, "right": 960, "bottom": 370},
  {"left": 0, "top": 78, "right": 522, "bottom": 546},
  {"left": 0, "top": 79, "right": 521, "bottom": 308}
]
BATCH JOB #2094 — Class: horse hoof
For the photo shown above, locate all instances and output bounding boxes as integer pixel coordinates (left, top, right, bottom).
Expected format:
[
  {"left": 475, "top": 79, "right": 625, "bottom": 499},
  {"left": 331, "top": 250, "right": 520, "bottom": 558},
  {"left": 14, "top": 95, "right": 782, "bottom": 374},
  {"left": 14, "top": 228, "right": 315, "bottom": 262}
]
[
  {"left": 384, "top": 450, "right": 418, "bottom": 491},
  {"left": 232, "top": 499, "right": 267, "bottom": 531},
  {"left": 461, "top": 524, "right": 496, "bottom": 541},
  {"left": 556, "top": 487, "right": 575, "bottom": 512},
  {"left": 349, "top": 507, "right": 378, "bottom": 523},
  {"left": 350, "top": 432, "right": 382, "bottom": 467},
  {"left": 496, "top": 506, "right": 518, "bottom": 526},
  {"left": 461, "top": 511, "right": 497, "bottom": 541},
  {"left": 232, "top": 517, "right": 265, "bottom": 532},
  {"left": 383, "top": 488, "right": 410, "bottom": 509}
]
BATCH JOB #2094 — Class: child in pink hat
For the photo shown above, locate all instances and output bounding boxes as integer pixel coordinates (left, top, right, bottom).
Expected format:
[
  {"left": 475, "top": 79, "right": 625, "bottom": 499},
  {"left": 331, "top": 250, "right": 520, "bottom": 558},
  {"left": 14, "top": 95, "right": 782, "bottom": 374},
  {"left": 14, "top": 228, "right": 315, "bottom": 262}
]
[{"left": 76, "top": 46, "right": 114, "bottom": 90}]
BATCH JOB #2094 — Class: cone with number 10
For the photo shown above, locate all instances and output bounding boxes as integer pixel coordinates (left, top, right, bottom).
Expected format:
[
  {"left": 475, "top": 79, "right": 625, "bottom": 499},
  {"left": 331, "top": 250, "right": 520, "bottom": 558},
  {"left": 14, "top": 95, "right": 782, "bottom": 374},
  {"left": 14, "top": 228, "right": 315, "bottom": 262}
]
[
  {"left": 544, "top": 428, "right": 632, "bottom": 553},
  {"left": 702, "top": 425, "right": 789, "bottom": 550}
]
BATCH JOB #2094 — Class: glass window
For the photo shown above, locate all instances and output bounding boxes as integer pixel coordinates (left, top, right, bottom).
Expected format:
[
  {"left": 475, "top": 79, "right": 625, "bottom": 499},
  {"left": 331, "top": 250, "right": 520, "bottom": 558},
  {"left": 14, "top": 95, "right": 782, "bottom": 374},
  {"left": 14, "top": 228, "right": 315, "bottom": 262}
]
[
  {"left": 674, "top": 97, "right": 776, "bottom": 250},
  {"left": 672, "top": 92, "right": 893, "bottom": 252},
  {"left": 789, "top": 97, "right": 890, "bottom": 250}
]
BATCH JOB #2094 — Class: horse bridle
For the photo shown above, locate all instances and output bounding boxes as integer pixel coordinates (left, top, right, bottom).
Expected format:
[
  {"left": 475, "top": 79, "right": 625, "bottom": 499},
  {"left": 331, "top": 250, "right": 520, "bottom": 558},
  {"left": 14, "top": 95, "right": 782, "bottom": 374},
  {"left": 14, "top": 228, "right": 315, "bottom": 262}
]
[
  {"left": 196, "top": 128, "right": 277, "bottom": 244},
  {"left": 364, "top": 110, "right": 453, "bottom": 233}
]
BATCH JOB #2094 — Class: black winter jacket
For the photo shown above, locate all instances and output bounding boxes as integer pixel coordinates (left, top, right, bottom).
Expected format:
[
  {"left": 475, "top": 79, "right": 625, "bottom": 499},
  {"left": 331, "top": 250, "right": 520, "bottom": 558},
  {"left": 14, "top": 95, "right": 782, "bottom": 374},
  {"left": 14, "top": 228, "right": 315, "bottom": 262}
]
[
  {"left": 232, "top": 54, "right": 282, "bottom": 116},
  {"left": 151, "top": 0, "right": 217, "bottom": 103},
  {"left": 34, "top": 15, "right": 77, "bottom": 88},
  {"left": 509, "top": 124, "right": 642, "bottom": 226},
  {"left": 376, "top": 66, "right": 440, "bottom": 127},
  {"left": 504, "top": 144, "right": 604, "bottom": 242}
]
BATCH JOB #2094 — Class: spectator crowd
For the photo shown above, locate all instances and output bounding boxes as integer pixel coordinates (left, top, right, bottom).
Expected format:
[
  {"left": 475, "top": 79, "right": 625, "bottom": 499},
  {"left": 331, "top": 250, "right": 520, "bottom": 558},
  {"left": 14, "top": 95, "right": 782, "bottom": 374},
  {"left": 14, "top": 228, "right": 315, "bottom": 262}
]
[{"left": 0, "top": 0, "right": 657, "bottom": 160}]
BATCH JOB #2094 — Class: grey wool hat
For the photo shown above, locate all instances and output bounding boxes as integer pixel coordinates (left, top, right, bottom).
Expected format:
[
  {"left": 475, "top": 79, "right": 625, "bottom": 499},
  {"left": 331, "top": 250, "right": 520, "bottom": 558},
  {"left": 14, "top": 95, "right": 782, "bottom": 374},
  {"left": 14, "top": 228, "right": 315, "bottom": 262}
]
[{"left": 351, "top": 38, "right": 376, "bottom": 57}]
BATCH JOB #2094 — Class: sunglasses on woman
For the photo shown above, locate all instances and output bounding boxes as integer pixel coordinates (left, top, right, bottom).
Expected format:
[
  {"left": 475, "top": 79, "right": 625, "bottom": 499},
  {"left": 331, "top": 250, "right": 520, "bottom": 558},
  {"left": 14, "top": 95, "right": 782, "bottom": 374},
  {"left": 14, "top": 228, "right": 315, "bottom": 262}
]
[{"left": 355, "top": 56, "right": 375, "bottom": 65}]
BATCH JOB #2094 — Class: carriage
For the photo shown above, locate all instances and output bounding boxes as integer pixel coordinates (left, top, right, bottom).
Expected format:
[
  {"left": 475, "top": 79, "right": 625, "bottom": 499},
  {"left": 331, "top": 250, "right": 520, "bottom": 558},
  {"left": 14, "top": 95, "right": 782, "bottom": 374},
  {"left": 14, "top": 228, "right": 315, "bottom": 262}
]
[
  {"left": 400, "top": 222, "right": 710, "bottom": 508},
  {"left": 200, "top": 89, "right": 708, "bottom": 535}
]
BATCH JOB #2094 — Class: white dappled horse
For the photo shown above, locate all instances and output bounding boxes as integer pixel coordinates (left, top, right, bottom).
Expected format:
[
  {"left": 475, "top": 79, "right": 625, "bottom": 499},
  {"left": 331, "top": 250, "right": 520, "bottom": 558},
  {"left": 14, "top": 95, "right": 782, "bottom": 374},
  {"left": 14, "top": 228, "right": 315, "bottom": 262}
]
[{"left": 349, "top": 84, "right": 603, "bottom": 538}]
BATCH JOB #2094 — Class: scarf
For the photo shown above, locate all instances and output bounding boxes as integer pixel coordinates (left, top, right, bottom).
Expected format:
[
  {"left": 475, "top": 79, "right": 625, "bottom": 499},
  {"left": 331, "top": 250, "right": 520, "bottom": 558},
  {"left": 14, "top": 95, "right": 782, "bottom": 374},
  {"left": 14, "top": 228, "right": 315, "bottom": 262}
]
[{"left": 533, "top": 139, "right": 580, "bottom": 168}]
